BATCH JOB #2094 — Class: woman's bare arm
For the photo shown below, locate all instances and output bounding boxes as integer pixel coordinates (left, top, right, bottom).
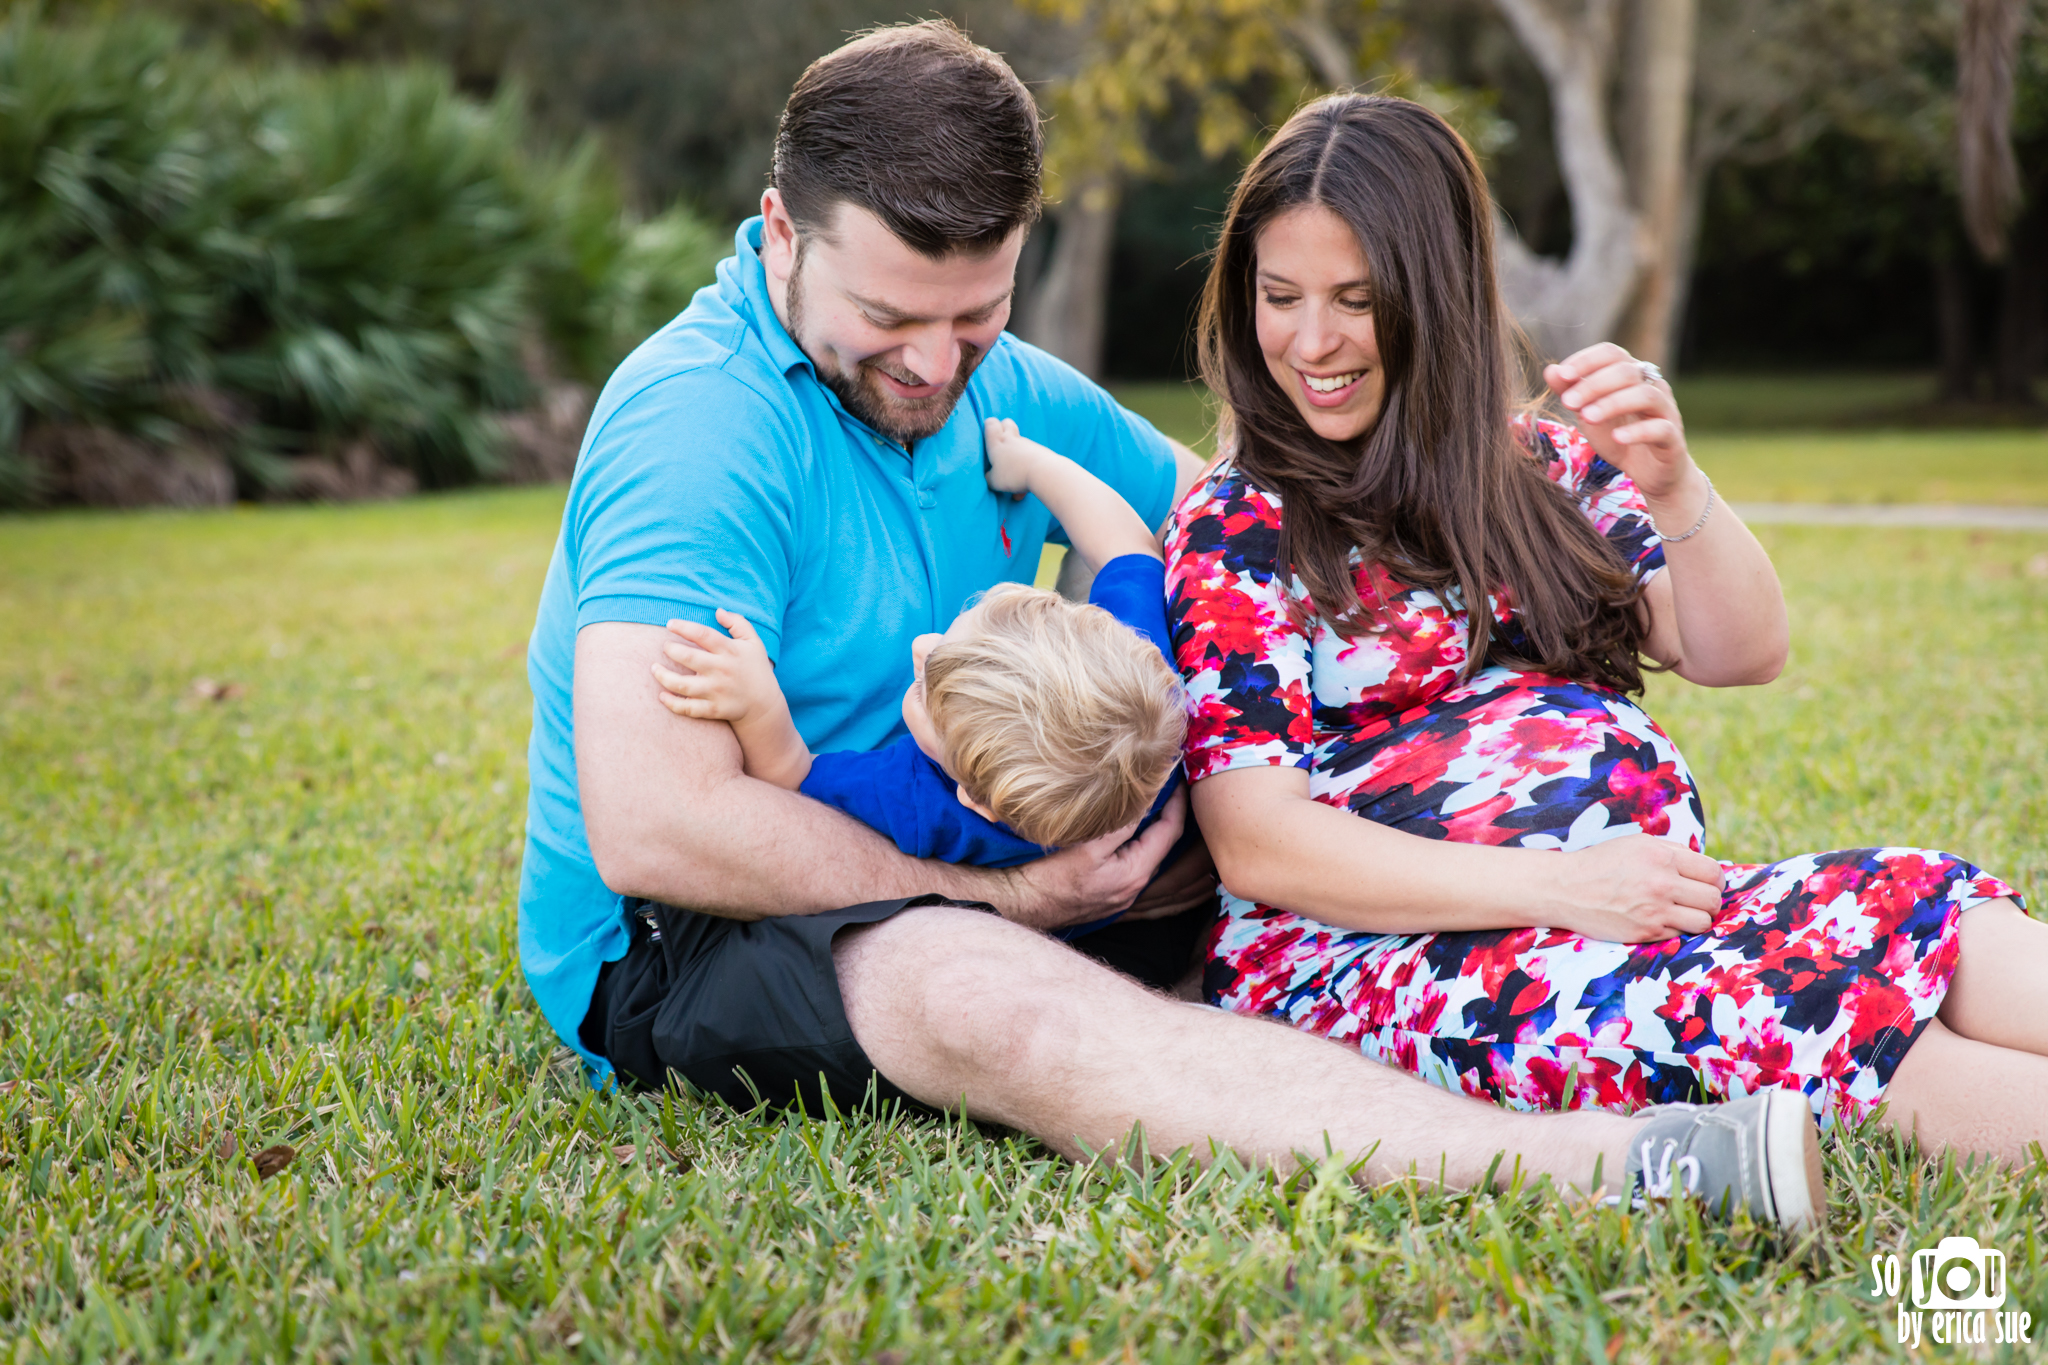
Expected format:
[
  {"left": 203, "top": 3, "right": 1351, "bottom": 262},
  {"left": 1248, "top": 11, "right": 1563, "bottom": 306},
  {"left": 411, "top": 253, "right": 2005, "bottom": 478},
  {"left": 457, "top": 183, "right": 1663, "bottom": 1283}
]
[
  {"left": 1546, "top": 342, "right": 1788, "bottom": 687},
  {"left": 1193, "top": 765, "right": 1726, "bottom": 943}
]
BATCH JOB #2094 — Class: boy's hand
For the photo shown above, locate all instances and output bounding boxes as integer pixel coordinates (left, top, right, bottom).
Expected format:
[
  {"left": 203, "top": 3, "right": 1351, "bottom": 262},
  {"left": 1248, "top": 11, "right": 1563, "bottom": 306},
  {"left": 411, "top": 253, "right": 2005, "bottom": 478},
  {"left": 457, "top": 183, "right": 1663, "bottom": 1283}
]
[
  {"left": 983, "top": 417, "right": 1054, "bottom": 496},
  {"left": 653, "top": 610, "right": 782, "bottom": 723},
  {"left": 984, "top": 415, "right": 1161, "bottom": 570},
  {"left": 653, "top": 610, "right": 814, "bottom": 790}
]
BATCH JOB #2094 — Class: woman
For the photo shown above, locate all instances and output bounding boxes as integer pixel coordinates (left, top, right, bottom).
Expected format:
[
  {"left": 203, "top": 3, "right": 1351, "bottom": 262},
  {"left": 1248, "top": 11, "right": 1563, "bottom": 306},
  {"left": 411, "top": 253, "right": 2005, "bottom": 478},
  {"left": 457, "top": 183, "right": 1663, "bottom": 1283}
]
[{"left": 1166, "top": 93, "right": 2048, "bottom": 1163}]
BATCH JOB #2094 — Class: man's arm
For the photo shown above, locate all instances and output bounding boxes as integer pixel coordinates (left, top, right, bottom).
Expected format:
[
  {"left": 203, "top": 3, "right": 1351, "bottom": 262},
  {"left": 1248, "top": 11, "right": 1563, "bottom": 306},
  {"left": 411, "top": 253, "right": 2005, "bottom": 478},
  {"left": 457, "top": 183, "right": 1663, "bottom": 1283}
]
[{"left": 575, "top": 621, "right": 1185, "bottom": 925}]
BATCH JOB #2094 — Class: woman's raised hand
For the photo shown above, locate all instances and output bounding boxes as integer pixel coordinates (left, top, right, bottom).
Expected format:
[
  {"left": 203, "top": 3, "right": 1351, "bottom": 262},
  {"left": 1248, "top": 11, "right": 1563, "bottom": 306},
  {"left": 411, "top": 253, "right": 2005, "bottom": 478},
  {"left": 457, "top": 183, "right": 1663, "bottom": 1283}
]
[
  {"left": 1544, "top": 834, "right": 1725, "bottom": 943},
  {"left": 1544, "top": 342, "right": 1694, "bottom": 503},
  {"left": 1546, "top": 343, "right": 1786, "bottom": 686}
]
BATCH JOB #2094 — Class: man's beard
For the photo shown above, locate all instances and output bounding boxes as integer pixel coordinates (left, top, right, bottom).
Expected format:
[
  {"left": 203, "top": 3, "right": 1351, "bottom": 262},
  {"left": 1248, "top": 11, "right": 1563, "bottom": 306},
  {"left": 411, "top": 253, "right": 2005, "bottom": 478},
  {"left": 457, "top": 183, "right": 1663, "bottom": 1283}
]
[{"left": 786, "top": 258, "right": 982, "bottom": 446}]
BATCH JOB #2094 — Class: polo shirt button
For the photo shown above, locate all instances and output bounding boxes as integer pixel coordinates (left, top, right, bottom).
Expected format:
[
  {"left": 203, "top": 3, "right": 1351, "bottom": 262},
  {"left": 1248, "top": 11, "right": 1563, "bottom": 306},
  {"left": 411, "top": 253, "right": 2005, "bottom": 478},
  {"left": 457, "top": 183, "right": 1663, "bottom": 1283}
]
[{"left": 916, "top": 488, "right": 937, "bottom": 509}]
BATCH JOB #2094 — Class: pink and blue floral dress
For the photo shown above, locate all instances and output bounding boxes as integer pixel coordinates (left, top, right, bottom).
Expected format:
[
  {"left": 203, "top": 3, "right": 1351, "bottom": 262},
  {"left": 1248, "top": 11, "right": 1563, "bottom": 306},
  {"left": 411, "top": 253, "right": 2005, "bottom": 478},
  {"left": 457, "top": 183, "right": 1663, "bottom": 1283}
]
[{"left": 1164, "top": 417, "right": 2022, "bottom": 1128}]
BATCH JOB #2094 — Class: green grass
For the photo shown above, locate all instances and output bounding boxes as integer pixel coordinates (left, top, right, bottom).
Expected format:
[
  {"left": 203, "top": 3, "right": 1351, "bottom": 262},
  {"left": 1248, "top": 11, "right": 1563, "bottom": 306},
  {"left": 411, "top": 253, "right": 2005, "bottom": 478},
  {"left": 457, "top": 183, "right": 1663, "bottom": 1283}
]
[
  {"left": 3, "top": 488, "right": 2046, "bottom": 1361},
  {"left": 1110, "top": 383, "right": 1222, "bottom": 457},
  {"left": 1688, "top": 432, "right": 2048, "bottom": 506},
  {"left": 1665, "top": 374, "right": 1941, "bottom": 431},
  {"left": 1108, "top": 381, "right": 2048, "bottom": 505}
]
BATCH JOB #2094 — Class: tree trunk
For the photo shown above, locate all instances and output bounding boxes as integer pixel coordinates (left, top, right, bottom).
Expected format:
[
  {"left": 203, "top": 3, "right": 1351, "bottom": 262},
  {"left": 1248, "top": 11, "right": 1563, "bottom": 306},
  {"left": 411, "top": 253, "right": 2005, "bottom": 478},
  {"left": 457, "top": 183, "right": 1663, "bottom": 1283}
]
[
  {"left": 1934, "top": 254, "right": 1979, "bottom": 402},
  {"left": 1614, "top": 0, "right": 1698, "bottom": 369},
  {"left": 1993, "top": 193, "right": 2044, "bottom": 402},
  {"left": 1490, "top": 0, "right": 1644, "bottom": 362},
  {"left": 1661, "top": 152, "right": 1711, "bottom": 370},
  {"left": 1958, "top": 0, "right": 2026, "bottom": 261},
  {"left": 1017, "top": 176, "right": 1120, "bottom": 380},
  {"left": 1288, "top": 0, "right": 1358, "bottom": 90}
]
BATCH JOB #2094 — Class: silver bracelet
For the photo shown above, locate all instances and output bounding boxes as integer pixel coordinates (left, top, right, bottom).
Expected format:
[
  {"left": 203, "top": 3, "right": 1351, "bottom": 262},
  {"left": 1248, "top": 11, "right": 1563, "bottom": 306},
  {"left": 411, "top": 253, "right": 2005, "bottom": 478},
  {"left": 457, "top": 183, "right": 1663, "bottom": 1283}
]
[{"left": 1651, "top": 476, "right": 1716, "bottom": 543}]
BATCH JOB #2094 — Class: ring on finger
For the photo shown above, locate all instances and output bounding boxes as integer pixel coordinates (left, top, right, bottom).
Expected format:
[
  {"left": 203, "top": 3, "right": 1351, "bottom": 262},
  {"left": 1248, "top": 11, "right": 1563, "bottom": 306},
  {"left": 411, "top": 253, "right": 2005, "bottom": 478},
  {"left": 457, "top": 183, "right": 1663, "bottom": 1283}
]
[{"left": 1638, "top": 360, "right": 1664, "bottom": 385}]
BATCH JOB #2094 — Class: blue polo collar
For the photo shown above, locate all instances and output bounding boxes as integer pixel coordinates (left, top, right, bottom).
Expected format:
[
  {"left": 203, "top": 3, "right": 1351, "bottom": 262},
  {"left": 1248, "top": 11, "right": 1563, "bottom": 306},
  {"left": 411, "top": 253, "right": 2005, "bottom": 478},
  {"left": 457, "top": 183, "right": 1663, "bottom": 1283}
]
[
  {"left": 728, "top": 215, "right": 928, "bottom": 457},
  {"left": 730, "top": 216, "right": 814, "bottom": 381}
]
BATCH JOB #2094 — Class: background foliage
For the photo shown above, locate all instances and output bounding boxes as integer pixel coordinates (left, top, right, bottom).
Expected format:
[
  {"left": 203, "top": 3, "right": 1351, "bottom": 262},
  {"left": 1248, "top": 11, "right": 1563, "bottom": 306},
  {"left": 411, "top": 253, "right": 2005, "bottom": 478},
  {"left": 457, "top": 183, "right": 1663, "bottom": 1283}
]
[
  {"left": 0, "top": 13, "right": 721, "bottom": 506},
  {"left": 5, "top": 0, "right": 2044, "bottom": 510}
]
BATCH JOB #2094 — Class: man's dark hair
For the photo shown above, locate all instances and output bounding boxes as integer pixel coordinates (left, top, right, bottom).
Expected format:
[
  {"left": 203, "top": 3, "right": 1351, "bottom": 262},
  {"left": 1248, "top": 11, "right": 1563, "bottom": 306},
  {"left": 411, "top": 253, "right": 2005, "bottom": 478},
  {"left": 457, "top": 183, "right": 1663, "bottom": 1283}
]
[{"left": 773, "top": 20, "right": 1042, "bottom": 257}]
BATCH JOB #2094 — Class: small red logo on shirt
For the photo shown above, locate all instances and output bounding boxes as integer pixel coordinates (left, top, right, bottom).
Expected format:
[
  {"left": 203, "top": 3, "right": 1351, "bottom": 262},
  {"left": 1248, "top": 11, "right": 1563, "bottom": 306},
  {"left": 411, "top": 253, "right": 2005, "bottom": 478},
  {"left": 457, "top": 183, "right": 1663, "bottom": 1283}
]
[{"left": 1001, "top": 526, "right": 1013, "bottom": 556}]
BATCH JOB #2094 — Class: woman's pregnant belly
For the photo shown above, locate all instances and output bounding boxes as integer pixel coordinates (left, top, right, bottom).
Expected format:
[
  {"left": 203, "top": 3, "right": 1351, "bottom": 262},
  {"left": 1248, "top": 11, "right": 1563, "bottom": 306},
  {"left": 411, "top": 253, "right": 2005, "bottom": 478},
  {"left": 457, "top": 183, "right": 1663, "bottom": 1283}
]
[{"left": 1305, "top": 666, "right": 1706, "bottom": 854}]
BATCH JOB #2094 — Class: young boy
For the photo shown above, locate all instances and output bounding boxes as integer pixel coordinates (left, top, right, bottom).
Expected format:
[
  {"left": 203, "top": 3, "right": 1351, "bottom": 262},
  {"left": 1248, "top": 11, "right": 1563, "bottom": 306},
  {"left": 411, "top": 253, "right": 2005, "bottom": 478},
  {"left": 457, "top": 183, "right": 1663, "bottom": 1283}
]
[{"left": 650, "top": 418, "right": 1187, "bottom": 917}]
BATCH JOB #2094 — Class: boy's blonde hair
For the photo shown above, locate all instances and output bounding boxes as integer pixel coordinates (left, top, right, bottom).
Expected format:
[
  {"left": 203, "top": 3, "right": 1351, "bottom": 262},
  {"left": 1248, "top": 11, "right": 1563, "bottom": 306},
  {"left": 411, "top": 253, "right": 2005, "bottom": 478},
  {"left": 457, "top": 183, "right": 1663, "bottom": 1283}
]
[{"left": 924, "top": 583, "right": 1187, "bottom": 848}]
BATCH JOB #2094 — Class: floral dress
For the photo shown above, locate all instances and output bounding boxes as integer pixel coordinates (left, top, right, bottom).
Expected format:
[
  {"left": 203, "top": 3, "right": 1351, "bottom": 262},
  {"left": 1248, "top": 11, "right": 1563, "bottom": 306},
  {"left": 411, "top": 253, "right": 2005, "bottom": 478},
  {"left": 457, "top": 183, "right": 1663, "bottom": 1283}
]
[{"left": 1164, "top": 417, "right": 2023, "bottom": 1129}]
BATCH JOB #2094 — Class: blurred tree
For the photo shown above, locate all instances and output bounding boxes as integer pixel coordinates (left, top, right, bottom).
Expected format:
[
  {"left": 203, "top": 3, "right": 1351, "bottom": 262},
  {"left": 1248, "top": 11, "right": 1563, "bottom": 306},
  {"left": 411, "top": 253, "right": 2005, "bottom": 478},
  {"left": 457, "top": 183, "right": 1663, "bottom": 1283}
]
[
  {"left": 135, "top": 0, "right": 1103, "bottom": 358},
  {"left": 135, "top": 0, "right": 1082, "bottom": 222},
  {"left": 1613, "top": 0, "right": 1696, "bottom": 365},
  {"left": 1650, "top": 0, "right": 1834, "bottom": 371},
  {"left": 1956, "top": 0, "right": 2038, "bottom": 402},
  {"left": 1485, "top": 0, "right": 1642, "bottom": 360},
  {"left": 1991, "top": 13, "right": 2047, "bottom": 400},
  {"left": 1027, "top": 0, "right": 1700, "bottom": 367},
  {"left": 1959, "top": 0, "right": 2027, "bottom": 260},
  {"left": 1015, "top": 0, "right": 1574, "bottom": 375},
  {"left": 1787, "top": 0, "right": 2040, "bottom": 402},
  {"left": 83, "top": 0, "right": 2044, "bottom": 394},
  {"left": 1679, "top": 0, "right": 2045, "bottom": 401},
  {"left": 1015, "top": 0, "right": 1370, "bottom": 376}
]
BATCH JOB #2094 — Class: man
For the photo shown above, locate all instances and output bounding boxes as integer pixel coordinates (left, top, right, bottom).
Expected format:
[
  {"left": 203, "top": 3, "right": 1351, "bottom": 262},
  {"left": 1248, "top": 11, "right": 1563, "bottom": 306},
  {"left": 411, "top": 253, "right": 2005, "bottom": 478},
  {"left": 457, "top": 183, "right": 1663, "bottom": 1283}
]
[{"left": 520, "top": 20, "right": 1823, "bottom": 1225}]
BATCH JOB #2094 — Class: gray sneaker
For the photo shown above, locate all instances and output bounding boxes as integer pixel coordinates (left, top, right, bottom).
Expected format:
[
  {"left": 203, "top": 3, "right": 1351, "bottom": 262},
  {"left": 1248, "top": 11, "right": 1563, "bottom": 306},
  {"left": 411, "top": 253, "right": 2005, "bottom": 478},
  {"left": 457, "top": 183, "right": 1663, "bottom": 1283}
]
[{"left": 1623, "top": 1087, "right": 1824, "bottom": 1233}]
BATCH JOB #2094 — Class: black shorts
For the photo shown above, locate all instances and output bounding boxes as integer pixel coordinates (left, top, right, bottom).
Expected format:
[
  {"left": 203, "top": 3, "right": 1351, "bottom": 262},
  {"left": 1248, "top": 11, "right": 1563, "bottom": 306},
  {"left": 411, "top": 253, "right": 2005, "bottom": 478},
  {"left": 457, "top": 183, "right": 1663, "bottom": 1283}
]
[{"left": 580, "top": 894, "right": 1212, "bottom": 1114}]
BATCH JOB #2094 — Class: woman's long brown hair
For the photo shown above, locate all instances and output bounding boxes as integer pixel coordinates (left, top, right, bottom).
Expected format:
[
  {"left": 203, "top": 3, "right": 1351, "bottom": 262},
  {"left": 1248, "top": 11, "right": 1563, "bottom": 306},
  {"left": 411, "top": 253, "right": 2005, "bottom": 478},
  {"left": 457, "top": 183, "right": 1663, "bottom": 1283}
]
[{"left": 1195, "top": 94, "right": 1651, "bottom": 693}]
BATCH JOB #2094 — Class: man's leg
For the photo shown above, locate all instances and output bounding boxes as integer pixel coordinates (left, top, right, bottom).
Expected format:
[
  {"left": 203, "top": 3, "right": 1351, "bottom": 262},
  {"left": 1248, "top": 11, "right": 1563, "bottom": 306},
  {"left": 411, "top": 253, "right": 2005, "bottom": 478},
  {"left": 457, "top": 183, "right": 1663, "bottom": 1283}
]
[{"left": 838, "top": 904, "right": 1646, "bottom": 1192}]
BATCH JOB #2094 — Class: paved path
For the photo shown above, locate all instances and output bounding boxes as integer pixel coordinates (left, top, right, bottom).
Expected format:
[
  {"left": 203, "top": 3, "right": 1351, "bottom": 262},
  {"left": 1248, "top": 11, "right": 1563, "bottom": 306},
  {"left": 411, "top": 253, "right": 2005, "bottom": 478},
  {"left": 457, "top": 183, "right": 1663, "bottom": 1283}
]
[{"left": 1732, "top": 502, "right": 2048, "bottom": 530}]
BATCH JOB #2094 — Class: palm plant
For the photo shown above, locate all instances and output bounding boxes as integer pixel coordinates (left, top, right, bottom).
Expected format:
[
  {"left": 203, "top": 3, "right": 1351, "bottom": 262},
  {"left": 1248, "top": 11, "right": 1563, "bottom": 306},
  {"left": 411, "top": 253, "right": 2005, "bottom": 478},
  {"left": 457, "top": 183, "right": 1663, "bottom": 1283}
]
[
  {"left": 0, "top": 12, "right": 724, "bottom": 506},
  {"left": 207, "top": 63, "right": 551, "bottom": 487},
  {"left": 0, "top": 18, "right": 234, "bottom": 501}
]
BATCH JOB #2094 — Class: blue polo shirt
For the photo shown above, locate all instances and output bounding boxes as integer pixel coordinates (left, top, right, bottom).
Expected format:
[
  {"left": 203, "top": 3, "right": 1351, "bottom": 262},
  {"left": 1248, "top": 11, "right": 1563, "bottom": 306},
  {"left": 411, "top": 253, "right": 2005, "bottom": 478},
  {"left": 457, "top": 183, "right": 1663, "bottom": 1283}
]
[{"left": 520, "top": 217, "right": 1178, "bottom": 1074}]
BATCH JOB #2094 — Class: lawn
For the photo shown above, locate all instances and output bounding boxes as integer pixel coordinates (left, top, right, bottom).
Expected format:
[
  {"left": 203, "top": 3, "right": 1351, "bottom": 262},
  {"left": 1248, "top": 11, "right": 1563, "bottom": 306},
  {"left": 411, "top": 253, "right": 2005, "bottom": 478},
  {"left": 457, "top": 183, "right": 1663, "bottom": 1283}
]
[
  {"left": 2, "top": 483, "right": 2045, "bottom": 1362},
  {"left": 1108, "top": 380, "right": 2048, "bottom": 505}
]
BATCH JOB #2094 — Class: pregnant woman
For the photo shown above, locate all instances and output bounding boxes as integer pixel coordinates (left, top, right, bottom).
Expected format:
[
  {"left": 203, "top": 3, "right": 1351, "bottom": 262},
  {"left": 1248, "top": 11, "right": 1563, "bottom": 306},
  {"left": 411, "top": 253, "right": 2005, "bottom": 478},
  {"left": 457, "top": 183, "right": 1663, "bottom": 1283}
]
[{"left": 1168, "top": 92, "right": 2048, "bottom": 1163}]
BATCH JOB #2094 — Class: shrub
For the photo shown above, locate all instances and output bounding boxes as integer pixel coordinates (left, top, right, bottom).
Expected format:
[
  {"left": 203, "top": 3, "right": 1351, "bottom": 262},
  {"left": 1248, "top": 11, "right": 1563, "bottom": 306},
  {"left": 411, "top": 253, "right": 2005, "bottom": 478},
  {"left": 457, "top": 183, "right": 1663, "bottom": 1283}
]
[{"left": 0, "top": 13, "right": 723, "bottom": 506}]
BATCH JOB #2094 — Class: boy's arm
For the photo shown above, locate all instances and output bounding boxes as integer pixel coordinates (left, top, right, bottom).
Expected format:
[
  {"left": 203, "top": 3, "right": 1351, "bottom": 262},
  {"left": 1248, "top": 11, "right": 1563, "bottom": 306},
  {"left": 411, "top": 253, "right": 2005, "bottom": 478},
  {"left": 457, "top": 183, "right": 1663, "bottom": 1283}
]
[
  {"left": 803, "top": 741, "right": 1046, "bottom": 868},
  {"left": 651, "top": 610, "right": 813, "bottom": 789},
  {"left": 984, "top": 418, "right": 1160, "bottom": 571}
]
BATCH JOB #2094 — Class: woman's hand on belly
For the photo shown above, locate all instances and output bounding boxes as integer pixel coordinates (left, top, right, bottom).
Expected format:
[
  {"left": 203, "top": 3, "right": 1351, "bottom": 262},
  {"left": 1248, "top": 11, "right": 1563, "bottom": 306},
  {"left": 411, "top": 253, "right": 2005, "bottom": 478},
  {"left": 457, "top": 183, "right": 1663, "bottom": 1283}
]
[
  {"left": 1541, "top": 834, "right": 1723, "bottom": 943},
  {"left": 1194, "top": 766, "right": 1723, "bottom": 941}
]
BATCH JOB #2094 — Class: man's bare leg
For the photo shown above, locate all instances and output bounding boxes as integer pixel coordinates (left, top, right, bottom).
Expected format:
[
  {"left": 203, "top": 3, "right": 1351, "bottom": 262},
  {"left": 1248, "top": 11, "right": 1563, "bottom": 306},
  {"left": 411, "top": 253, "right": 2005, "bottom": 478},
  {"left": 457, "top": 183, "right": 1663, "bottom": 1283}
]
[{"left": 837, "top": 906, "right": 1645, "bottom": 1193}]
